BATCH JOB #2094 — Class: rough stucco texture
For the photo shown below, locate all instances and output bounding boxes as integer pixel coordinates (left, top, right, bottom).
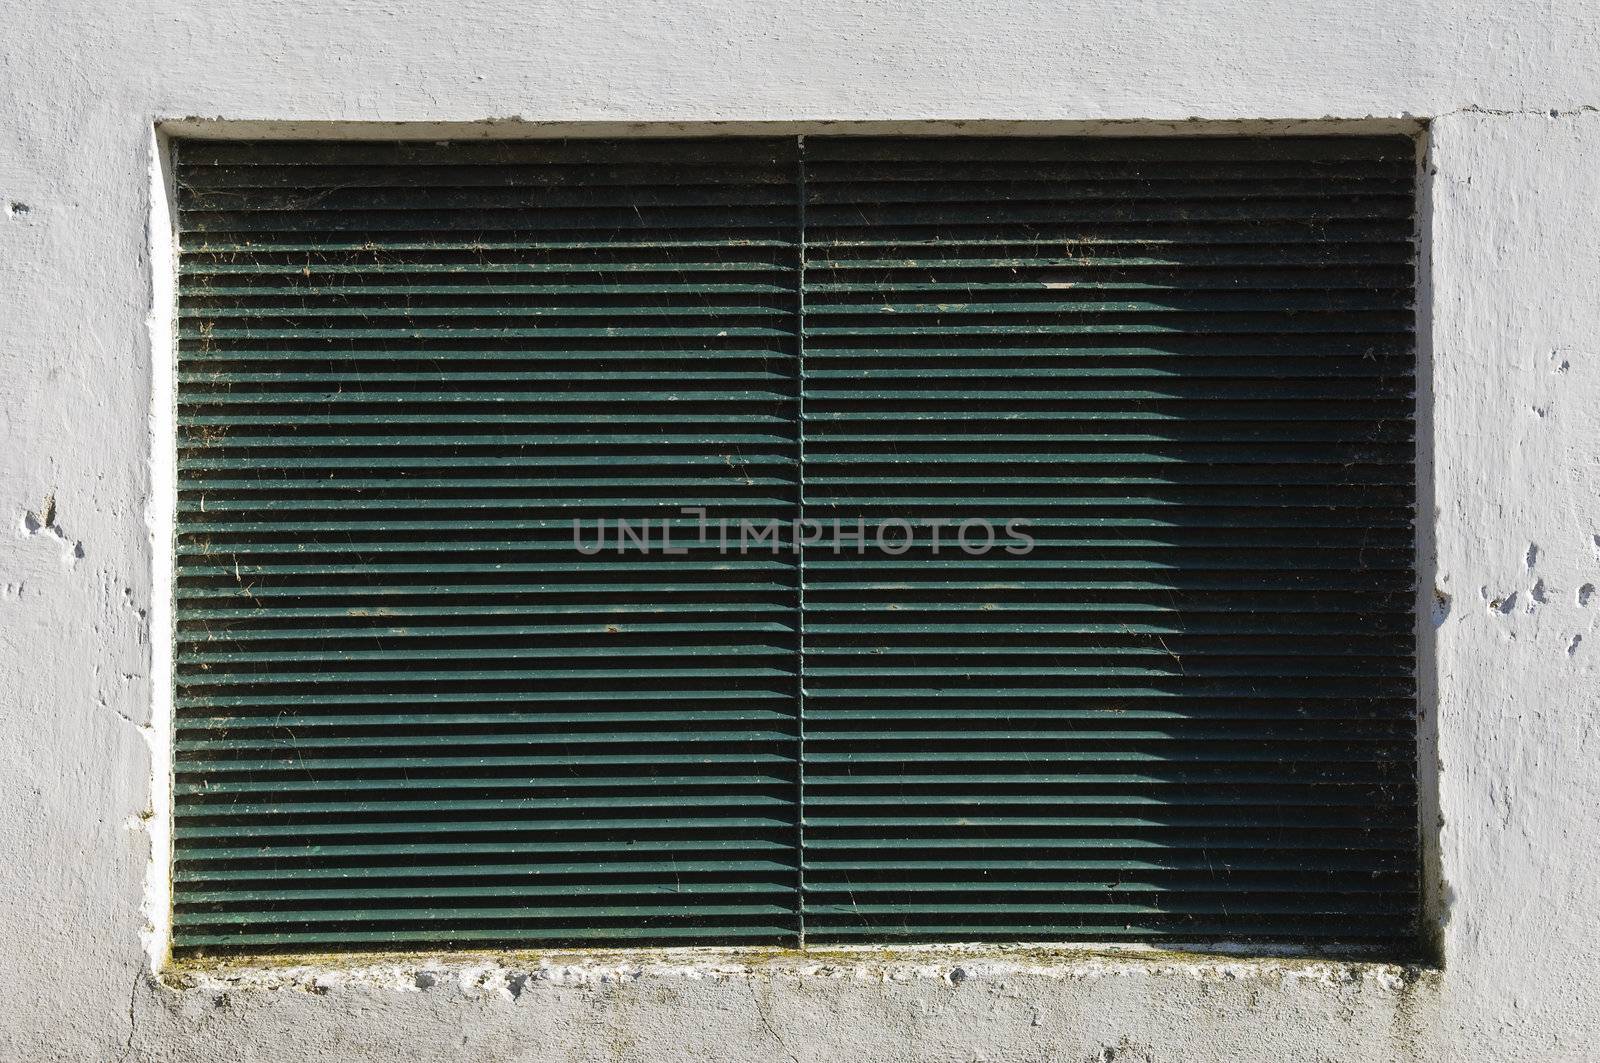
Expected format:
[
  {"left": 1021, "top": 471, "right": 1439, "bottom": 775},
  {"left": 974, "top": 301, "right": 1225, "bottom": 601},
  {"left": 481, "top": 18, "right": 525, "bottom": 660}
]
[{"left": 3, "top": 2, "right": 1600, "bottom": 1060}]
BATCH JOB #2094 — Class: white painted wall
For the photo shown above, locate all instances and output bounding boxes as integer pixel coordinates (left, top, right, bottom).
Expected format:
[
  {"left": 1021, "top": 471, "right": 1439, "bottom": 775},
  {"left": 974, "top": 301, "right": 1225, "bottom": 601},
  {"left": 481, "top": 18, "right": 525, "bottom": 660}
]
[{"left": 2, "top": 2, "right": 1599, "bottom": 1059}]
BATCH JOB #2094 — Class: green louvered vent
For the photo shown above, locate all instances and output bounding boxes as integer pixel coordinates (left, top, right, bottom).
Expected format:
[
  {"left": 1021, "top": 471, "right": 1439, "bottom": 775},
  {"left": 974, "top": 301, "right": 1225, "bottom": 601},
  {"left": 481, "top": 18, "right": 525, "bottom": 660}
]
[
  {"left": 172, "top": 134, "right": 1417, "bottom": 956},
  {"left": 172, "top": 139, "right": 803, "bottom": 952},
  {"left": 799, "top": 137, "right": 1417, "bottom": 943}
]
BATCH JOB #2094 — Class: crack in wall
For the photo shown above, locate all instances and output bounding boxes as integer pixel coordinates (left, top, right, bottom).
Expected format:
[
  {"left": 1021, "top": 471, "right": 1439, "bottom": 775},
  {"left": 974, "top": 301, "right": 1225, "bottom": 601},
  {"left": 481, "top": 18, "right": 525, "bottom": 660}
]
[
  {"left": 116, "top": 970, "right": 140, "bottom": 1063},
  {"left": 1448, "top": 104, "right": 1600, "bottom": 118},
  {"left": 747, "top": 981, "right": 800, "bottom": 1063}
]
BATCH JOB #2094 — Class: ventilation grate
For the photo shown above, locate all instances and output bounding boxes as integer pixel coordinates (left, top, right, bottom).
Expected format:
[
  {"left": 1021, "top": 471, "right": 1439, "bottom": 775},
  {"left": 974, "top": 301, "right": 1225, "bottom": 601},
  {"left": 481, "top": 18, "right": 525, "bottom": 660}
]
[
  {"left": 798, "top": 136, "right": 1417, "bottom": 943},
  {"left": 172, "top": 139, "right": 803, "bottom": 952},
  {"left": 171, "top": 134, "right": 1417, "bottom": 955}
]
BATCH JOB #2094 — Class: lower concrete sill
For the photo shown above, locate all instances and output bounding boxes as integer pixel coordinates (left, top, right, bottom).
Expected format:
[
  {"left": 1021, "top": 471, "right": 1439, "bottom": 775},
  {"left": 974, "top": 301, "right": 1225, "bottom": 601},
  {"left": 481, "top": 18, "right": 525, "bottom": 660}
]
[{"left": 160, "top": 942, "right": 1436, "bottom": 998}]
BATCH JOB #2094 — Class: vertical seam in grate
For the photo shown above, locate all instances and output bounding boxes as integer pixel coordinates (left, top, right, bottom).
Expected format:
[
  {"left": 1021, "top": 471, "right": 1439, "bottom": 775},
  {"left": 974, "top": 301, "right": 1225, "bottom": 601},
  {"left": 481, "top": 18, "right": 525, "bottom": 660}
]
[{"left": 794, "top": 134, "right": 809, "bottom": 949}]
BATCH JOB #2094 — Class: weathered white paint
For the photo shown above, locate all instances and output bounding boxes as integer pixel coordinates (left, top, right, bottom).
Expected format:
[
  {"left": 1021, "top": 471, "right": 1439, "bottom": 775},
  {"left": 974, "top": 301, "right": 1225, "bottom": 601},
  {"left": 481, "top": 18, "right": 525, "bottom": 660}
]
[
  {"left": 143, "top": 127, "right": 178, "bottom": 978},
  {"left": 1, "top": 2, "right": 1598, "bottom": 1059}
]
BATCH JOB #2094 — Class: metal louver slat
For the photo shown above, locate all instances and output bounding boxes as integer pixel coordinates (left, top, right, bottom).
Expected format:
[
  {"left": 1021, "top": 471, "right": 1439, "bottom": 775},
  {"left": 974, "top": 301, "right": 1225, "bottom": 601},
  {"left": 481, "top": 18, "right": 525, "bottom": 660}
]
[
  {"left": 171, "top": 133, "right": 1418, "bottom": 957},
  {"left": 172, "top": 138, "right": 803, "bottom": 952},
  {"left": 797, "top": 135, "right": 1418, "bottom": 945}
]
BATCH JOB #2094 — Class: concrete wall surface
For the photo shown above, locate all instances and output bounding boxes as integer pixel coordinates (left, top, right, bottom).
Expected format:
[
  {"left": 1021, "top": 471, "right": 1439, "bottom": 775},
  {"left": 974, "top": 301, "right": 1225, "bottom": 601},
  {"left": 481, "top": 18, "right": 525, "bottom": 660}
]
[{"left": 2, "top": 2, "right": 1599, "bottom": 1060}]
